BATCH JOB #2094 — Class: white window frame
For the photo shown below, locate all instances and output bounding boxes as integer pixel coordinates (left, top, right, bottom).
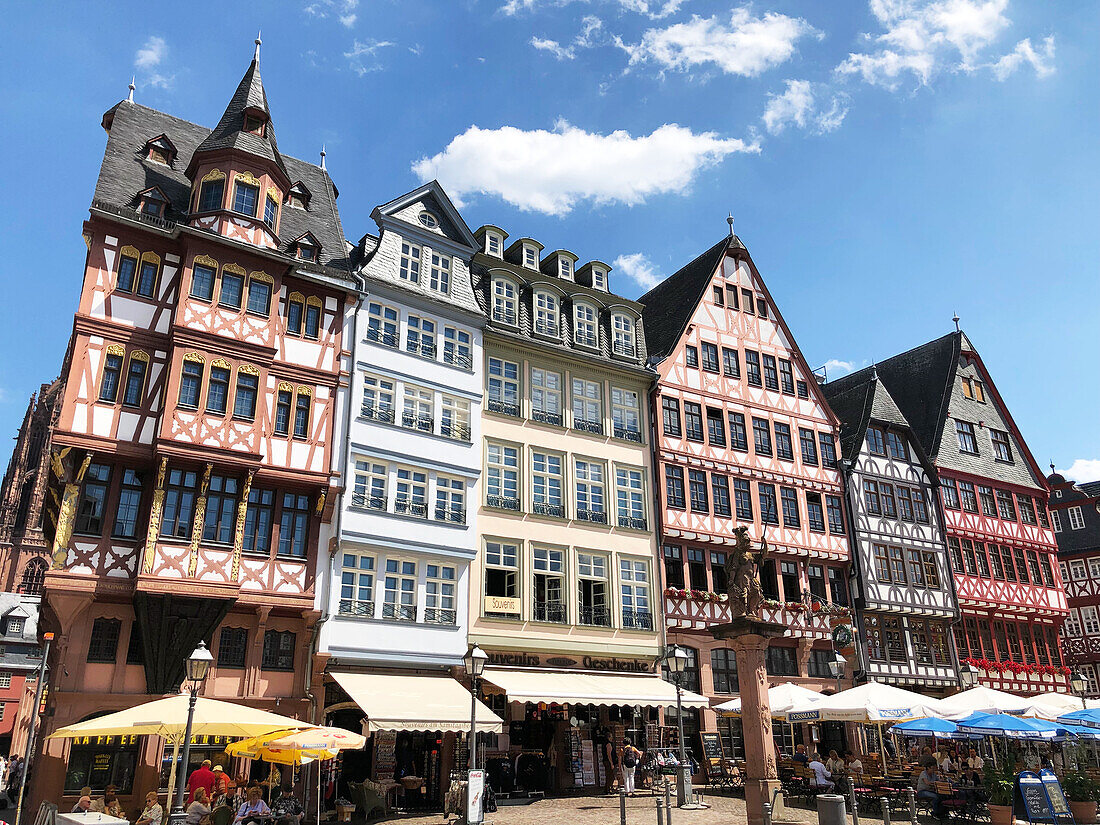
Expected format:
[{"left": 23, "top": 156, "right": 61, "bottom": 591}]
[
  {"left": 367, "top": 301, "right": 399, "bottom": 347},
  {"left": 1071, "top": 559, "right": 1087, "bottom": 580},
  {"left": 577, "top": 551, "right": 610, "bottom": 626},
  {"left": 573, "top": 302, "right": 598, "bottom": 348},
  {"left": 532, "top": 545, "right": 566, "bottom": 622},
  {"left": 575, "top": 458, "right": 607, "bottom": 523},
  {"left": 395, "top": 467, "right": 428, "bottom": 517},
  {"left": 383, "top": 558, "right": 418, "bottom": 621},
  {"left": 0, "top": 672, "right": 11, "bottom": 689},
  {"left": 424, "top": 563, "right": 457, "bottom": 624},
  {"left": 443, "top": 326, "right": 472, "bottom": 369},
  {"left": 1066, "top": 608, "right": 1082, "bottom": 637},
  {"left": 362, "top": 374, "right": 395, "bottom": 422},
  {"left": 435, "top": 476, "right": 466, "bottom": 523},
  {"left": 1052, "top": 509, "right": 1062, "bottom": 532},
  {"left": 399, "top": 241, "right": 422, "bottom": 284},
  {"left": 484, "top": 539, "right": 520, "bottom": 607},
  {"left": 352, "top": 459, "right": 387, "bottom": 510},
  {"left": 591, "top": 266, "right": 607, "bottom": 291},
  {"left": 402, "top": 385, "right": 435, "bottom": 432},
  {"left": 1069, "top": 506, "right": 1086, "bottom": 530},
  {"left": 441, "top": 395, "right": 471, "bottom": 440},
  {"left": 571, "top": 378, "right": 603, "bottom": 431},
  {"left": 1084, "top": 605, "right": 1100, "bottom": 635},
  {"left": 532, "top": 450, "right": 565, "bottom": 517},
  {"left": 559, "top": 258, "right": 573, "bottom": 280},
  {"left": 534, "top": 290, "right": 560, "bottom": 337},
  {"left": 523, "top": 244, "right": 539, "bottom": 270},
  {"left": 611, "top": 387, "right": 641, "bottom": 439},
  {"left": 487, "top": 357, "right": 520, "bottom": 414},
  {"left": 531, "top": 368, "right": 563, "bottom": 424},
  {"left": 492, "top": 278, "right": 518, "bottom": 325},
  {"left": 407, "top": 315, "right": 437, "bottom": 358},
  {"left": 620, "top": 558, "right": 651, "bottom": 628},
  {"left": 487, "top": 442, "right": 520, "bottom": 509},
  {"left": 339, "top": 550, "right": 376, "bottom": 617},
  {"left": 612, "top": 313, "right": 636, "bottom": 357},
  {"left": 429, "top": 251, "right": 452, "bottom": 293},
  {"left": 615, "top": 465, "right": 646, "bottom": 528},
  {"left": 486, "top": 233, "right": 502, "bottom": 257},
  {"left": 1090, "top": 558, "right": 1100, "bottom": 580}
]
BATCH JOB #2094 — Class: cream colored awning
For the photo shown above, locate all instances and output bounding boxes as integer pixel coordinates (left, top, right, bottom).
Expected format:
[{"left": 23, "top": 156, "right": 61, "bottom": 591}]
[
  {"left": 330, "top": 671, "right": 503, "bottom": 733},
  {"left": 483, "top": 668, "right": 710, "bottom": 708}
]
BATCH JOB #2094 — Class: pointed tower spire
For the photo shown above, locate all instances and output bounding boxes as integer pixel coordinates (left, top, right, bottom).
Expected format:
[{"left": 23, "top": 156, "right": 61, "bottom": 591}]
[
  {"left": 952, "top": 313, "right": 961, "bottom": 333},
  {"left": 127, "top": 76, "right": 135, "bottom": 102},
  {"left": 320, "top": 144, "right": 327, "bottom": 171},
  {"left": 254, "top": 31, "right": 262, "bottom": 64}
]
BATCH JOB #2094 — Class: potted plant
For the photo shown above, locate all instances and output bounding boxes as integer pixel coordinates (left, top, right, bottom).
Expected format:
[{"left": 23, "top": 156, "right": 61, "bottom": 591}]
[
  {"left": 1063, "top": 771, "right": 1099, "bottom": 823},
  {"left": 984, "top": 760, "right": 1016, "bottom": 825}
]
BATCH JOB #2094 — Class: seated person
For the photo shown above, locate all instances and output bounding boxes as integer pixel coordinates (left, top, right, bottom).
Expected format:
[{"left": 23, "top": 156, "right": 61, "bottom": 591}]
[
  {"left": 825, "top": 750, "right": 845, "bottom": 774},
  {"left": 136, "top": 792, "right": 164, "bottom": 825},
  {"left": 71, "top": 795, "right": 93, "bottom": 814},
  {"left": 187, "top": 786, "right": 212, "bottom": 825},
  {"left": 235, "top": 786, "right": 272, "bottom": 825},
  {"left": 808, "top": 753, "right": 835, "bottom": 791},
  {"left": 915, "top": 764, "right": 946, "bottom": 818},
  {"left": 846, "top": 754, "right": 864, "bottom": 776},
  {"left": 92, "top": 786, "right": 124, "bottom": 818},
  {"left": 792, "top": 744, "right": 809, "bottom": 765},
  {"left": 271, "top": 784, "right": 304, "bottom": 825}
]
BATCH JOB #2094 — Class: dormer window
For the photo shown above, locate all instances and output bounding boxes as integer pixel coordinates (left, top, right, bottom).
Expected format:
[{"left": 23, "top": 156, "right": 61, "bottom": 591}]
[
  {"left": 592, "top": 267, "right": 608, "bottom": 291},
  {"left": 243, "top": 113, "right": 266, "bottom": 136},
  {"left": 487, "top": 233, "right": 502, "bottom": 256},
  {"left": 492, "top": 278, "right": 518, "bottom": 325},
  {"left": 523, "top": 245, "right": 539, "bottom": 270},
  {"left": 144, "top": 135, "right": 177, "bottom": 165},
  {"left": 139, "top": 188, "right": 168, "bottom": 218},
  {"left": 559, "top": 258, "right": 572, "bottom": 279},
  {"left": 149, "top": 146, "right": 170, "bottom": 164},
  {"left": 287, "top": 183, "right": 311, "bottom": 210},
  {"left": 293, "top": 234, "right": 321, "bottom": 262},
  {"left": 574, "top": 302, "right": 598, "bottom": 348},
  {"left": 534, "top": 290, "right": 559, "bottom": 337},
  {"left": 612, "top": 313, "right": 636, "bottom": 357}
]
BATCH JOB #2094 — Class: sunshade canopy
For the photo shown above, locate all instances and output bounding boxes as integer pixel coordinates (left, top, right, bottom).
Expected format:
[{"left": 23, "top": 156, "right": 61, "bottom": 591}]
[
  {"left": 1058, "top": 708, "right": 1100, "bottom": 729},
  {"left": 48, "top": 694, "right": 311, "bottom": 741},
  {"left": 786, "top": 681, "right": 946, "bottom": 723},
  {"left": 715, "top": 683, "right": 823, "bottom": 717},
  {"left": 226, "top": 726, "right": 366, "bottom": 765},
  {"left": 1028, "top": 692, "right": 1098, "bottom": 716},
  {"left": 889, "top": 717, "right": 980, "bottom": 739},
  {"left": 938, "top": 687, "right": 1033, "bottom": 718},
  {"left": 330, "top": 671, "right": 503, "bottom": 733},
  {"left": 482, "top": 668, "right": 709, "bottom": 709},
  {"left": 955, "top": 712, "right": 1065, "bottom": 740}
]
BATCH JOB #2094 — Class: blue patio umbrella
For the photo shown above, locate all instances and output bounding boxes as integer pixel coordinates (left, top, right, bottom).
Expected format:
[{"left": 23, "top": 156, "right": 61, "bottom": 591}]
[
  {"left": 1058, "top": 708, "right": 1100, "bottom": 729},
  {"left": 956, "top": 712, "right": 1067, "bottom": 740},
  {"left": 890, "top": 716, "right": 981, "bottom": 739}
]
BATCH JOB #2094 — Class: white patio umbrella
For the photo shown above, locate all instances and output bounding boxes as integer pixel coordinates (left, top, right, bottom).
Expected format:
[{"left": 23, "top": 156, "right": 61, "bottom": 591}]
[
  {"left": 1027, "top": 691, "right": 1100, "bottom": 717},
  {"left": 938, "top": 686, "right": 1033, "bottom": 718},
  {"left": 716, "top": 683, "right": 824, "bottom": 757}
]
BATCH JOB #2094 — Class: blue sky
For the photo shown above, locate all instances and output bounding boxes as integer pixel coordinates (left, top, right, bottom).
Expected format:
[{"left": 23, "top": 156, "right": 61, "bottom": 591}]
[{"left": 0, "top": 1, "right": 1097, "bottom": 480}]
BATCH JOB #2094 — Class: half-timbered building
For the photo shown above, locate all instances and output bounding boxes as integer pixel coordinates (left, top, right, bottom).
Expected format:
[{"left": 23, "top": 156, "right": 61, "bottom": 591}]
[
  {"left": 823, "top": 368, "right": 961, "bottom": 694},
  {"left": 640, "top": 228, "right": 851, "bottom": 759},
  {"left": 1048, "top": 471, "right": 1100, "bottom": 696},
  {"left": 874, "top": 331, "right": 1068, "bottom": 694},
  {"left": 34, "top": 45, "right": 353, "bottom": 810}
]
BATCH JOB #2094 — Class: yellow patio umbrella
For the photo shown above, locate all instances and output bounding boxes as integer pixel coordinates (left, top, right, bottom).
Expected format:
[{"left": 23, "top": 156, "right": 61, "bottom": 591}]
[{"left": 225, "top": 739, "right": 336, "bottom": 766}]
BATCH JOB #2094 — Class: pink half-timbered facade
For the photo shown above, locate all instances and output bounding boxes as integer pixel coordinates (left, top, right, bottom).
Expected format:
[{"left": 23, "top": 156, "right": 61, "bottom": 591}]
[
  {"left": 640, "top": 232, "right": 851, "bottom": 757},
  {"left": 33, "top": 49, "right": 353, "bottom": 811}
]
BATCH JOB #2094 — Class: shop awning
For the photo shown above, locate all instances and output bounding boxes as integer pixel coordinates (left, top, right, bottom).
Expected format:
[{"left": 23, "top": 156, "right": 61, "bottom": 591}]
[
  {"left": 482, "top": 668, "right": 710, "bottom": 709},
  {"left": 330, "top": 671, "right": 503, "bottom": 734}
]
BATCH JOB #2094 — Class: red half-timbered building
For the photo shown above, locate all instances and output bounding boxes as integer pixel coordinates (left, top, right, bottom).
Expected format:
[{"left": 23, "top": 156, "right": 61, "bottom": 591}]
[
  {"left": 640, "top": 229, "right": 852, "bottom": 759},
  {"left": 33, "top": 46, "right": 353, "bottom": 811},
  {"left": 875, "top": 331, "right": 1068, "bottom": 694}
]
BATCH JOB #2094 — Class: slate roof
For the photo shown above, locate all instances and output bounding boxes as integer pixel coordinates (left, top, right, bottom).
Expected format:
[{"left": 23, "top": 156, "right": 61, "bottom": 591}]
[
  {"left": 638, "top": 236, "right": 741, "bottom": 360},
  {"left": 94, "top": 94, "right": 349, "bottom": 274}
]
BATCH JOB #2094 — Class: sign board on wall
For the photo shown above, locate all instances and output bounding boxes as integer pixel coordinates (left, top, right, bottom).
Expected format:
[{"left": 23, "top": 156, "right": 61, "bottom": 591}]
[{"left": 484, "top": 596, "right": 520, "bottom": 614}]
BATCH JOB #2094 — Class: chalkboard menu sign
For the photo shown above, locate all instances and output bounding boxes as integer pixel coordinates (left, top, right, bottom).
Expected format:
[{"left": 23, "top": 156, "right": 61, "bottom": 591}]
[
  {"left": 374, "top": 732, "right": 397, "bottom": 782},
  {"left": 698, "top": 732, "right": 725, "bottom": 782},
  {"left": 1015, "top": 770, "right": 1074, "bottom": 824},
  {"left": 1040, "top": 770, "right": 1072, "bottom": 821}
]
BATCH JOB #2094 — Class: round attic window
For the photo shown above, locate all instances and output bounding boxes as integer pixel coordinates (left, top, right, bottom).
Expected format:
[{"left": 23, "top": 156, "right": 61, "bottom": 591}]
[{"left": 418, "top": 211, "right": 439, "bottom": 229}]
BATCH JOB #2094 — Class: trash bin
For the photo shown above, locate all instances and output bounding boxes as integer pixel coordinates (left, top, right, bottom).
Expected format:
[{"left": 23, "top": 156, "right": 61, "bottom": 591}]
[{"left": 816, "top": 793, "right": 847, "bottom": 825}]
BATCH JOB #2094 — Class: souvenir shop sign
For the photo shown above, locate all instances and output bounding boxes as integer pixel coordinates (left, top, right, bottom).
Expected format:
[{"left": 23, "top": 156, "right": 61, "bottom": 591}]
[
  {"left": 486, "top": 651, "right": 654, "bottom": 673},
  {"left": 484, "top": 597, "right": 520, "bottom": 615}
]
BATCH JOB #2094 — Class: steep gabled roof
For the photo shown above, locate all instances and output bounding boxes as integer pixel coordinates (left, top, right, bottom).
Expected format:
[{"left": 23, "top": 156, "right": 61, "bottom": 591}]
[{"left": 824, "top": 367, "right": 911, "bottom": 460}]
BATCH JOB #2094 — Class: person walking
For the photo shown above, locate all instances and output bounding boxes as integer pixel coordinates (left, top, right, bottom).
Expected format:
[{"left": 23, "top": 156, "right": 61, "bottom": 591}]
[
  {"left": 187, "top": 759, "right": 217, "bottom": 804},
  {"left": 621, "top": 738, "right": 642, "bottom": 797}
]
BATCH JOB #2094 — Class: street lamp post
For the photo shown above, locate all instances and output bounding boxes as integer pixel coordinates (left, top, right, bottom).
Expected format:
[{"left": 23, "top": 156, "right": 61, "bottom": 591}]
[
  {"left": 167, "top": 642, "right": 213, "bottom": 825},
  {"left": 959, "top": 662, "right": 980, "bottom": 690},
  {"left": 13, "top": 631, "right": 53, "bottom": 825},
  {"left": 828, "top": 652, "right": 846, "bottom": 695},
  {"left": 1071, "top": 669, "right": 1088, "bottom": 710},
  {"left": 463, "top": 644, "right": 488, "bottom": 771},
  {"left": 664, "top": 645, "right": 692, "bottom": 806}
]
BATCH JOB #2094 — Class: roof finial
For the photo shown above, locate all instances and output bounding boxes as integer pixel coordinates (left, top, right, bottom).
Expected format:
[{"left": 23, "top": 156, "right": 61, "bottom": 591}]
[
  {"left": 320, "top": 144, "right": 327, "bottom": 171},
  {"left": 1050, "top": 461, "right": 1056, "bottom": 474},
  {"left": 870, "top": 361, "right": 878, "bottom": 381},
  {"left": 254, "top": 31, "right": 262, "bottom": 64},
  {"left": 727, "top": 213, "right": 735, "bottom": 237},
  {"left": 952, "top": 312, "right": 960, "bottom": 333},
  {"left": 127, "top": 76, "right": 135, "bottom": 103}
]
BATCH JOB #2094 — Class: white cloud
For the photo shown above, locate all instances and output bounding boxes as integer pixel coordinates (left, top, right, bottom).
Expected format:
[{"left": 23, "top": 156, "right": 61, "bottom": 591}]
[
  {"left": 763, "top": 79, "right": 850, "bottom": 135},
  {"left": 305, "top": 0, "right": 359, "bottom": 27},
  {"left": 502, "top": 0, "right": 681, "bottom": 17},
  {"left": 1063, "top": 459, "right": 1100, "bottom": 484},
  {"left": 134, "top": 36, "right": 174, "bottom": 90},
  {"left": 411, "top": 119, "right": 759, "bottom": 216},
  {"left": 576, "top": 15, "right": 604, "bottom": 47},
  {"left": 991, "top": 36, "right": 1055, "bottom": 80},
  {"left": 531, "top": 16, "right": 605, "bottom": 59},
  {"left": 344, "top": 39, "right": 395, "bottom": 75},
  {"left": 617, "top": 10, "right": 820, "bottom": 77},
  {"left": 822, "top": 358, "right": 868, "bottom": 378},
  {"left": 531, "top": 37, "right": 576, "bottom": 60},
  {"left": 613, "top": 253, "right": 662, "bottom": 290}
]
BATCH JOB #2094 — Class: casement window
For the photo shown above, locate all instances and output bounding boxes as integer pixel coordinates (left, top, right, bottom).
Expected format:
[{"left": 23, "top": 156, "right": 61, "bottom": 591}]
[
  {"left": 1000, "top": 545, "right": 1017, "bottom": 582},
  {"left": 700, "top": 341, "right": 719, "bottom": 372},
  {"left": 864, "top": 480, "right": 882, "bottom": 515},
  {"left": 99, "top": 351, "right": 124, "bottom": 402},
  {"left": 274, "top": 387, "right": 292, "bottom": 435},
  {"left": 757, "top": 298, "right": 769, "bottom": 318},
  {"left": 712, "top": 475, "right": 732, "bottom": 517},
  {"left": 487, "top": 443, "right": 520, "bottom": 510},
  {"left": 741, "top": 288, "right": 755, "bottom": 315},
  {"left": 1069, "top": 507, "right": 1086, "bottom": 530},
  {"left": 1027, "top": 550, "right": 1043, "bottom": 584},
  {"left": 559, "top": 257, "right": 573, "bottom": 279},
  {"left": 991, "top": 429, "right": 1013, "bottom": 462},
  {"left": 866, "top": 427, "right": 886, "bottom": 456},
  {"left": 395, "top": 467, "right": 428, "bottom": 517},
  {"left": 621, "top": 559, "right": 652, "bottom": 630},
  {"left": 688, "top": 470, "right": 709, "bottom": 514},
  {"left": 908, "top": 488, "right": 928, "bottom": 523},
  {"left": 1065, "top": 609, "right": 1082, "bottom": 638},
  {"left": 826, "top": 495, "right": 844, "bottom": 533},
  {"left": 665, "top": 466, "right": 686, "bottom": 509},
  {"left": 766, "top": 646, "right": 798, "bottom": 677},
  {"left": 996, "top": 490, "right": 1017, "bottom": 521},
  {"left": 828, "top": 567, "right": 847, "bottom": 605},
  {"left": 960, "top": 540, "right": 977, "bottom": 574},
  {"left": 779, "top": 359, "right": 795, "bottom": 394},
  {"left": 798, "top": 428, "right": 818, "bottom": 466},
  {"left": 136, "top": 257, "right": 159, "bottom": 298},
  {"left": 616, "top": 467, "right": 646, "bottom": 529},
  {"left": 922, "top": 551, "right": 941, "bottom": 589},
  {"left": 712, "top": 285, "right": 724, "bottom": 306},
  {"left": 340, "top": 552, "right": 376, "bottom": 617},
  {"left": 304, "top": 299, "right": 321, "bottom": 339},
  {"left": 806, "top": 564, "right": 827, "bottom": 599},
  {"left": 574, "top": 302, "right": 598, "bottom": 348},
  {"left": 722, "top": 347, "right": 740, "bottom": 378},
  {"left": 1052, "top": 510, "right": 1063, "bottom": 532},
  {"left": 1018, "top": 496, "right": 1038, "bottom": 525},
  {"left": 896, "top": 487, "right": 914, "bottom": 521},
  {"left": 734, "top": 479, "right": 753, "bottom": 521},
  {"left": 217, "top": 627, "right": 249, "bottom": 668},
  {"left": 534, "top": 291, "right": 560, "bottom": 336},
  {"left": 1013, "top": 547, "right": 1030, "bottom": 583},
  {"left": 886, "top": 431, "right": 909, "bottom": 461},
  {"left": 711, "top": 648, "right": 740, "bottom": 693},
  {"left": 758, "top": 483, "right": 779, "bottom": 525},
  {"left": 728, "top": 412, "right": 748, "bottom": 451},
  {"left": 752, "top": 417, "right": 772, "bottom": 456},
  {"left": 441, "top": 396, "right": 471, "bottom": 441},
  {"left": 366, "top": 301, "right": 399, "bottom": 347},
  {"left": 662, "top": 397, "right": 681, "bottom": 437},
  {"left": 112, "top": 468, "right": 144, "bottom": 539},
  {"left": 888, "top": 547, "right": 907, "bottom": 584},
  {"left": 683, "top": 402, "right": 704, "bottom": 441},
  {"left": 74, "top": 463, "right": 111, "bottom": 535},
  {"left": 292, "top": 390, "right": 311, "bottom": 438},
  {"left": 233, "top": 368, "right": 259, "bottom": 419},
  {"left": 957, "top": 481, "right": 978, "bottom": 513},
  {"left": 242, "top": 488, "right": 275, "bottom": 553},
  {"left": 710, "top": 551, "right": 729, "bottom": 592},
  {"left": 219, "top": 267, "right": 244, "bottom": 309},
  {"left": 263, "top": 195, "right": 278, "bottom": 229},
  {"left": 429, "top": 252, "right": 451, "bottom": 293},
  {"left": 572, "top": 378, "right": 603, "bottom": 433},
  {"left": 577, "top": 553, "right": 611, "bottom": 627},
  {"left": 613, "top": 314, "right": 637, "bottom": 357},
  {"left": 819, "top": 433, "right": 837, "bottom": 468},
  {"left": 484, "top": 540, "right": 519, "bottom": 613},
  {"left": 161, "top": 468, "right": 198, "bottom": 538},
  {"left": 198, "top": 178, "right": 224, "bottom": 212},
  {"left": 492, "top": 278, "right": 517, "bottom": 325},
  {"left": 178, "top": 359, "right": 204, "bottom": 409},
  {"left": 87, "top": 618, "right": 121, "bottom": 663},
  {"left": 352, "top": 460, "right": 387, "bottom": 510},
  {"left": 724, "top": 284, "right": 739, "bottom": 310},
  {"left": 906, "top": 549, "right": 926, "bottom": 586},
  {"left": 362, "top": 375, "right": 395, "bottom": 422},
  {"left": 1084, "top": 607, "right": 1100, "bottom": 635},
  {"left": 663, "top": 545, "right": 685, "bottom": 589},
  {"left": 260, "top": 629, "right": 295, "bottom": 671},
  {"left": 955, "top": 420, "right": 979, "bottom": 454},
  {"left": 398, "top": 241, "right": 421, "bottom": 284},
  {"left": 487, "top": 358, "right": 520, "bottom": 416},
  {"left": 1039, "top": 554, "right": 1055, "bottom": 587},
  {"left": 612, "top": 388, "right": 641, "bottom": 440},
  {"left": 122, "top": 352, "right": 149, "bottom": 407},
  {"left": 802, "top": 493, "right": 824, "bottom": 533},
  {"left": 532, "top": 547, "right": 566, "bottom": 623},
  {"left": 873, "top": 545, "right": 891, "bottom": 582},
  {"left": 762, "top": 355, "right": 779, "bottom": 391},
  {"left": 523, "top": 245, "right": 539, "bottom": 269},
  {"left": 941, "top": 480, "right": 960, "bottom": 510},
  {"left": 233, "top": 180, "right": 259, "bottom": 217},
  {"left": 1038, "top": 503, "right": 1051, "bottom": 529},
  {"left": 202, "top": 475, "right": 239, "bottom": 544},
  {"left": 532, "top": 451, "right": 565, "bottom": 518},
  {"left": 116, "top": 252, "right": 138, "bottom": 293},
  {"left": 973, "top": 485, "right": 997, "bottom": 517},
  {"left": 745, "top": 350, "right": 762, "bottom": 386},
  {"left": 591, "top": 267, "right": 608, "bottom": 290},
  {"left": 407, "top": 315, "right": 437, "bottom": 358},
  {"left": 961, "top": 376, "right": 986, "bottom": 402},
  {"left": 779, "top": 561, "right": 799, "bottom": 600},
  {"left": 684, "top": 346, "right": 699, "bottom": 367},
  {"left": 485, "top": 233, "right": 502, "bottom": 256},
  {"left": 191, "top": 262, "right": 216, "bottom": 301},
  {"left": 206, "top": 362, "right": 230, "bottom": 414},
  {"left": 442, "top": 327, "right": 472, "bottom": 368},
  {"left": 706, "top": 407, "right": 725, "bottom": 446},
  {"left": 987, "top": 545, "right": 1005, "bottom": 580},
  {"left": 780, "top": 487, "right": 800, "bottom": 528},
  {"left": 1070, "top": 559, "right": 1087, "bottom": 580},
  {"left": 424, "top": 564, "right": 457, "bottom": 624},
  {"left": 278, "top": 493, "right": 311, "bottom": 557},
  {"left": 575, "top": 459, "right": 607, "bottom": 522},
  {"left": 774, "top": 423, "right": 794, "bottom": 461}
]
